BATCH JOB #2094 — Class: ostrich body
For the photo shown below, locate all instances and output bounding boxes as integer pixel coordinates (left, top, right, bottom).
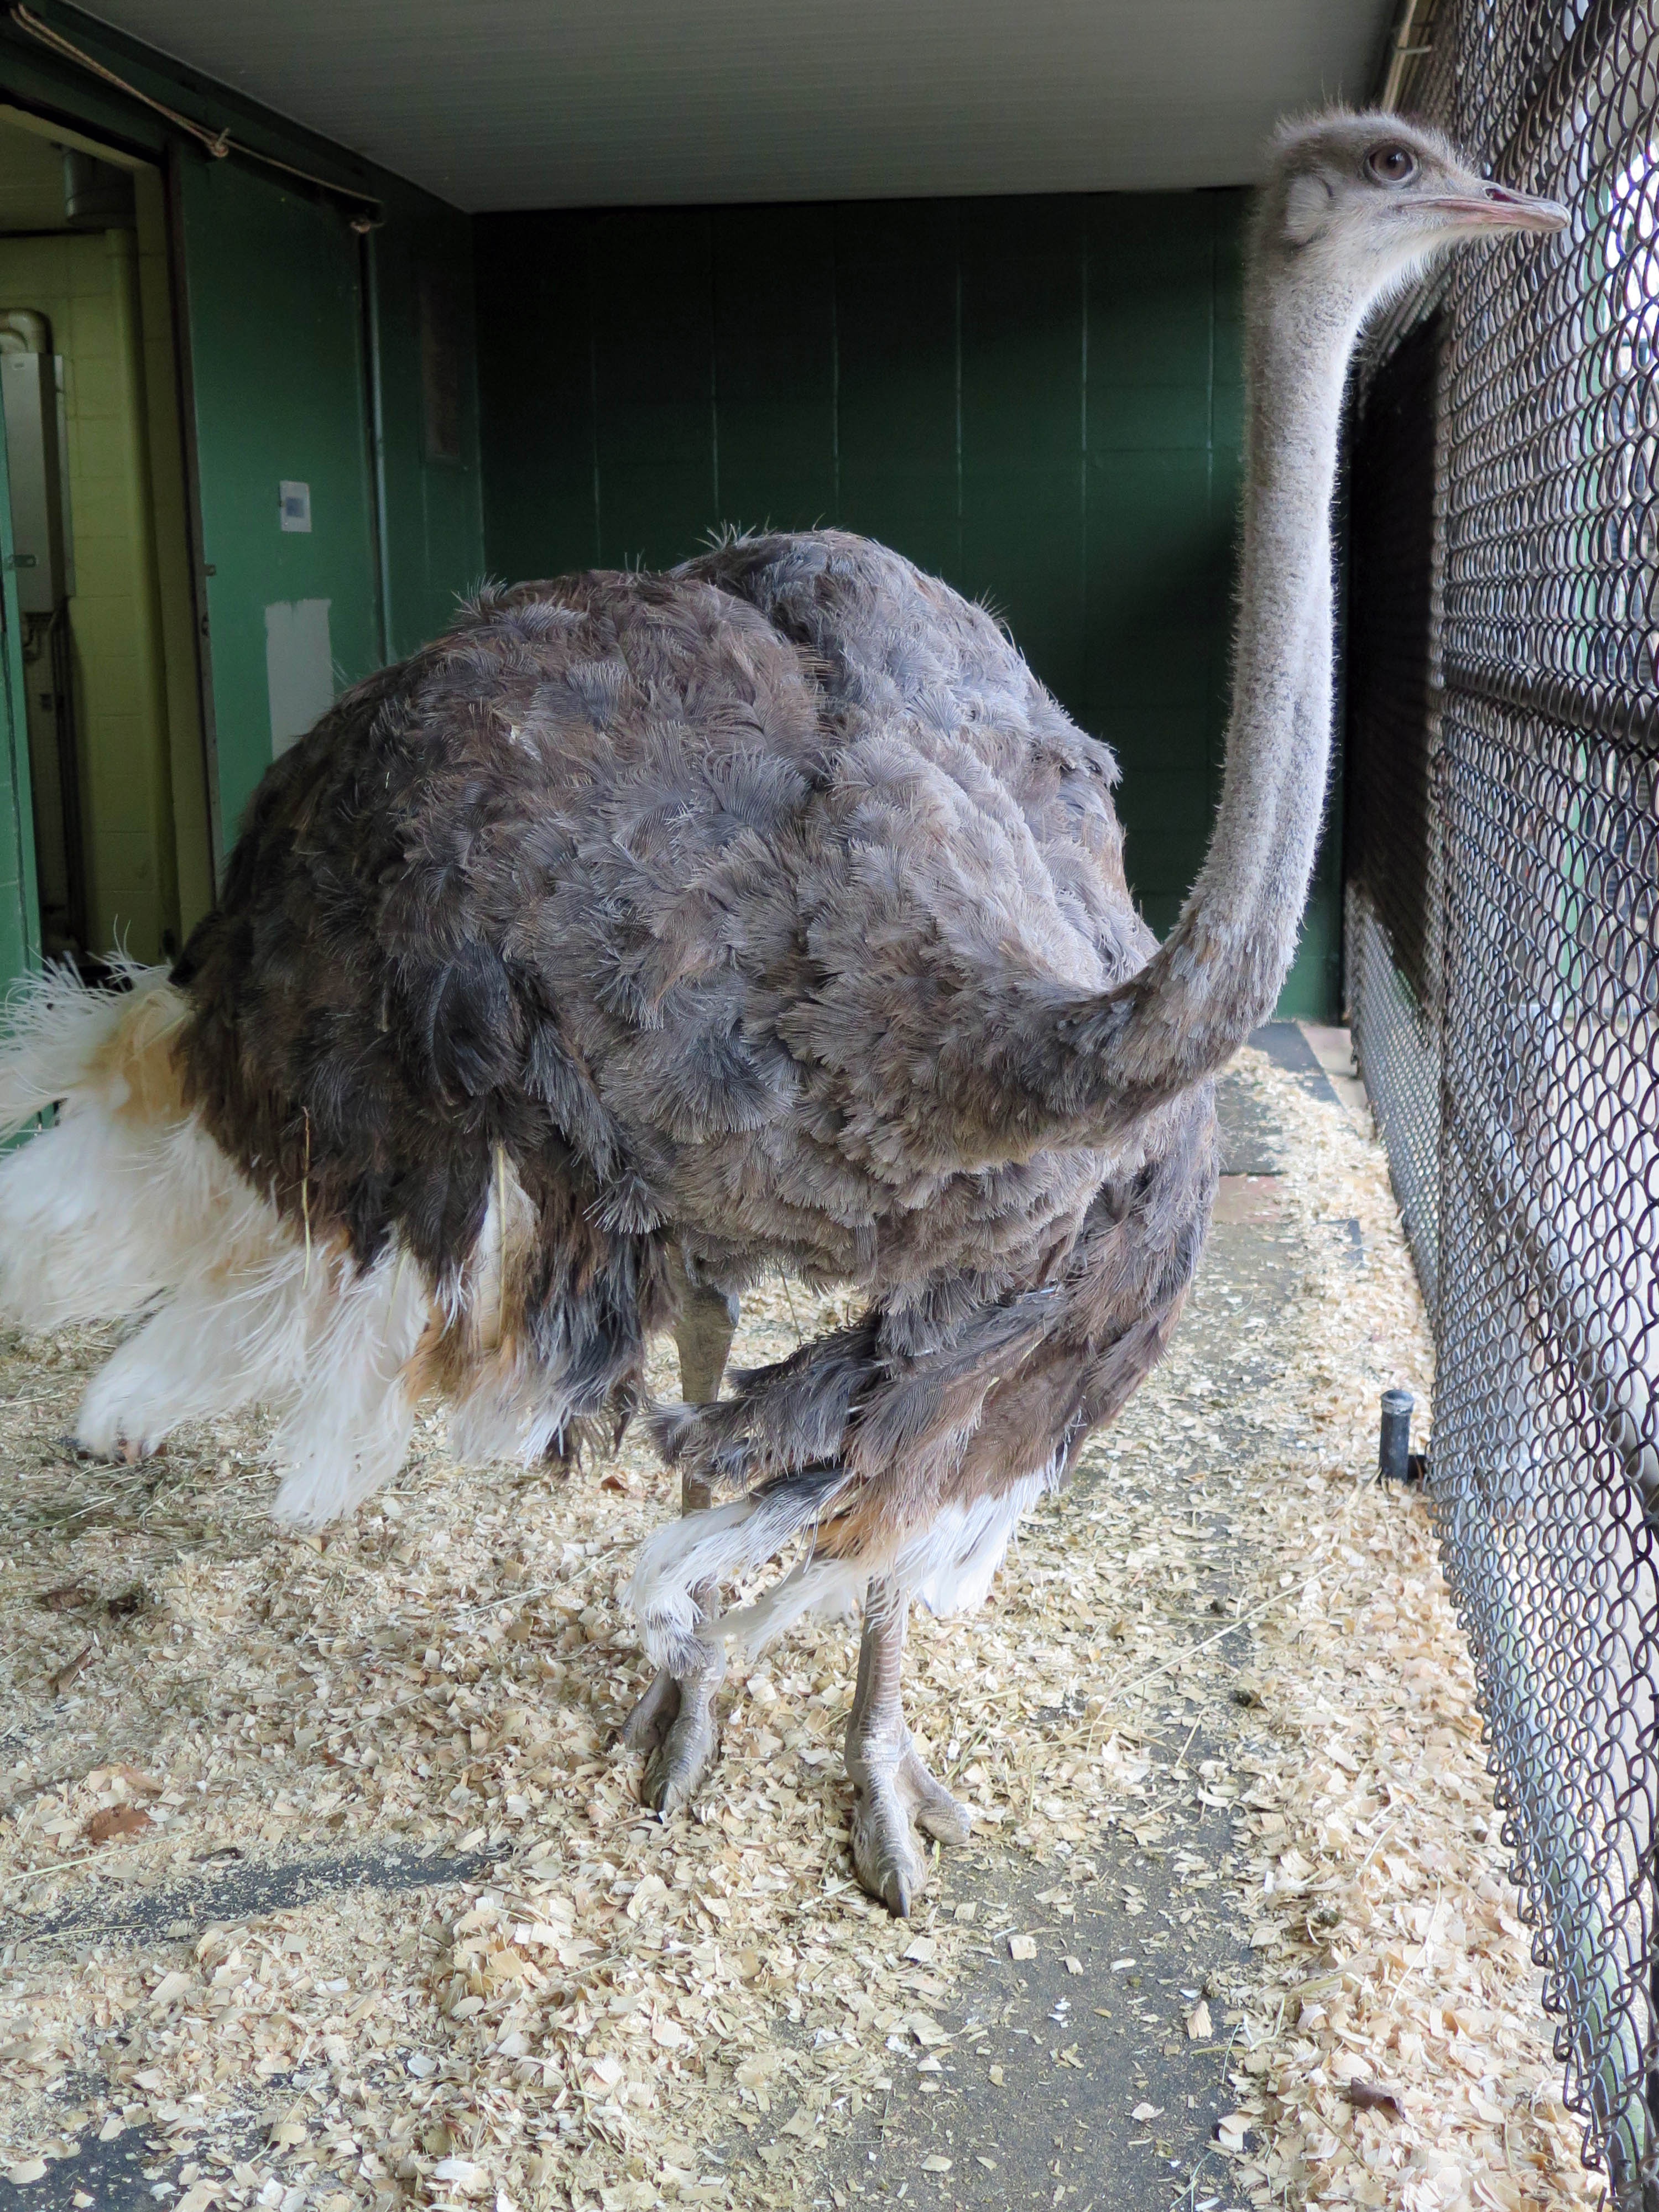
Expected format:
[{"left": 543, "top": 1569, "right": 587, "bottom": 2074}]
[{"left": 0, "top": 116, "right": 1561, "bottom": 1912}]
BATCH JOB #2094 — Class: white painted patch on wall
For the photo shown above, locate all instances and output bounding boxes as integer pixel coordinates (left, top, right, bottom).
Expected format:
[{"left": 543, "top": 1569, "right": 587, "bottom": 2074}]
[{"left": 265, "top": 597, "right": 335, "bottom": 758}]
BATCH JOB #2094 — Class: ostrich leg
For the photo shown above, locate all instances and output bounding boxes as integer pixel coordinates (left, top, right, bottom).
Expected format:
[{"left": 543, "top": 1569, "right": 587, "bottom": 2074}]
[
  {"left": 844, "top": 1578, "right": 972, "bottom": 1916},
  {"left": 623, "top": 1279, "right": 739, "bottom": 1814}
]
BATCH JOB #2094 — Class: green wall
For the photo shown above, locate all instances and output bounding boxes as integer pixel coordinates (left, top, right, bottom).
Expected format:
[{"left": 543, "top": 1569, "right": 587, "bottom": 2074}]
[
  {"left": 0, "top": 5, "right": 486, "bottom": 909},
  {"left": 177, "top": 156, "right": 383, "bottom": 854},
  {"left": 475, "top": 194, "right": 1339, "bottom": 1019},
  {"left": 369, "top": 199, "right": 485, "bottom": 658},
  {"left": 178, "top": 160, "right": 484, "bottom": 854}
]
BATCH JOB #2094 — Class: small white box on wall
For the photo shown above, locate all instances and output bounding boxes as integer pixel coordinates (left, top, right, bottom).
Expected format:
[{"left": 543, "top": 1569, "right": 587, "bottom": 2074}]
[
  {"left": 279, "top": 480, "right": 312, "bottom": 533},
  {"left": 265, "top": 598, "right": 334, "bottom": 757}
]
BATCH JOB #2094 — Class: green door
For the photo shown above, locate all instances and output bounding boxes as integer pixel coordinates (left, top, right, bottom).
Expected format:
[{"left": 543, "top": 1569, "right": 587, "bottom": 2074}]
[
  {"left": 176, "top": 156, "right": 382, "bottom": 862},
  {"left": 0, "top": 393, "right": 41, "bottom": 990}
]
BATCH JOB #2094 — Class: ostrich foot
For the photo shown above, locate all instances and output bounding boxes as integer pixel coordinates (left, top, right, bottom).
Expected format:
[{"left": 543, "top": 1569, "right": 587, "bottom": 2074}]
[
  {"left": 843, "top": 1575, "right": 970, "bottom": 1915},
  {"left": 640, "top": 1653, "right": 723, "bottom": 1816},
  {"left": 629, "top": 1574, "right": 726, "bottom": 1815},
  {"left": 847, "top": 1734, "right": 972, "bottom": 1917},
  {"left": 619, "top": 1562, "right": 721, "bottom": 1756},
  {"left": 626, "top": 1271, "right": 739, "bottom": 1814}
]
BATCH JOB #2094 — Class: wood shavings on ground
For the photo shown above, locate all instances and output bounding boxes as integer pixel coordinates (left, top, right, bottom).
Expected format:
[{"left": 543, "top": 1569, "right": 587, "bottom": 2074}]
[
  {"left": 1196, "top": 1055, "right": 1598, "bottom": 2212},
  {"left": 0, "top": 1044, "right": 1601, "bottom": 2210}
]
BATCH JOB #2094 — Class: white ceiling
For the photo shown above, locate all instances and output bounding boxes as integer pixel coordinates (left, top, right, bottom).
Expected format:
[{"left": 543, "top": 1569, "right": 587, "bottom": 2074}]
[{"left": 82, "top": 0, "right": 1395, "bottom": 211}]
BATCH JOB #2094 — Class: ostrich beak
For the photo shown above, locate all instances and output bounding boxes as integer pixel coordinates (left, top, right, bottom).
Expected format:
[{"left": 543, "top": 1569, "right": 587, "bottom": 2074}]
[{"left": 1421, "top": 180, "right": 1569, "bottom": 234}]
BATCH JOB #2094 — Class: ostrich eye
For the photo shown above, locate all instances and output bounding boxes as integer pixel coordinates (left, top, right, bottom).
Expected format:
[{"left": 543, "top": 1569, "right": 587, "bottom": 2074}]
[{"left": 1366, "top": 144, "right": 1418, "bottom": 185}]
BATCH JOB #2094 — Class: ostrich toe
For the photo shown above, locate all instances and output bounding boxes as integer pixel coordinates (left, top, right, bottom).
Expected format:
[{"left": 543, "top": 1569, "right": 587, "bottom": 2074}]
[
  {"left": 618, "top": 1665, "right": 681, "bottom": 1754},
  {"left": 620, "top": 1571, "right": 721, "bottom": 1756},
  {"left": 634, "top": 1603, "right": 726, "bottom": 1817},
  {"left": 848, "top": 1739, "right": 972, "bottom": 1917},
  {"left": 842, "top": 1577, "right": 970, "bottom": 1913},
  {"left": 641, "top": 1678, "right": 722, "bottom": 1815},
  {"left": 65, "top": 1426, "right": 153, "bottom": 1465}
]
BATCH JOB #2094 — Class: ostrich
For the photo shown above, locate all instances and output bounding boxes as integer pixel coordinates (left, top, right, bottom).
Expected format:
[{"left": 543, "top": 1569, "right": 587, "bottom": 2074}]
[{"left": 0, "top": 114, "right": 1561, "bottom": 1913}]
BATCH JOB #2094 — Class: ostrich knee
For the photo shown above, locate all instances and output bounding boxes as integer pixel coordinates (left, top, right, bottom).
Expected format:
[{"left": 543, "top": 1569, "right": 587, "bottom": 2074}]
[
  {"left": 673, "top": 1278, "right": 739, "bottom": 1411},
  {"left": 844, "top": 1577, "right": 972, "bottom": 1917}
]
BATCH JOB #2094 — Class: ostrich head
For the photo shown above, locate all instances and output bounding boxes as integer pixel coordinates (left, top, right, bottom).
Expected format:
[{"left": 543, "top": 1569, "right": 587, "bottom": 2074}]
[{"left": 1260, "top": 111, "right": 1567, "bottom": 312}]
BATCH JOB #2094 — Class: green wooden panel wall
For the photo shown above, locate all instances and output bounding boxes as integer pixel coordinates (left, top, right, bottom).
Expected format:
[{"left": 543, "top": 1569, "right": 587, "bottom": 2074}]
[
  {"left": 368, "top": 192, "right": 486, "bottom": 658},
  {"left": 178, "top": 156, "right": 485, "bottom": 865},
  {"left": 475, "top": 191, "right": 1340, "bottom": 1020},
  {"left": 178, "top": 158, "right": 381, "bottom": 857}
]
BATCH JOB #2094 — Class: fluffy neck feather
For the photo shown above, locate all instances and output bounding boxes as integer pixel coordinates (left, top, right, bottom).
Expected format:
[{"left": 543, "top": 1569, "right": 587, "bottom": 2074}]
[
  {"left": 963, "top": 221, "right": 1389, "bottom": 1160},
  {"left": 1171, "top": 268, "right": 1359, "bottom": 992},
  {"left": 1084, "top": 231, "right": 1373, "bottom": 1117}
]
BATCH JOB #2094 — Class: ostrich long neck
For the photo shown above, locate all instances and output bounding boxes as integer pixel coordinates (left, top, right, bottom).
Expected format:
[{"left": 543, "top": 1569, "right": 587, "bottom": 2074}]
[
  {"left": 988, "top": 251, "right": 1369, "bottom": 1151},
  {"left": 1114, "top": 270, "right": 1359, "bottom": 1093}
]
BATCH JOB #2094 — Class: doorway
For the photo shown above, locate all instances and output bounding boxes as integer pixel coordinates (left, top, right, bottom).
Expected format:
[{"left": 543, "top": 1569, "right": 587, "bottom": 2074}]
[{"left": 0, "top": 108, "right": 211, "bottom": 974}]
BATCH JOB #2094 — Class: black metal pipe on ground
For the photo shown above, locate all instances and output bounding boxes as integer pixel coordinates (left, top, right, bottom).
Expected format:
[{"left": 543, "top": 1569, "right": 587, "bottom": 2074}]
[{"left": 1380, "top": 1387, "right": 1415, "bottom": 1480}]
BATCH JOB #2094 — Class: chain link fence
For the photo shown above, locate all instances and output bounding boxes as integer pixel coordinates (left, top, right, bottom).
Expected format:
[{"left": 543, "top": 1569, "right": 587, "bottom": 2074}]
[{"left": 1345, "top": 1, "right": 1659, "bottom": 2198}]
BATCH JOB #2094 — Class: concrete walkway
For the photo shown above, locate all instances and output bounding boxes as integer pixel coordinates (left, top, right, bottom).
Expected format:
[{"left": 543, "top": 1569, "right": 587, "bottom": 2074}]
[{"left": 811, "top": 1027, "right": 1347, "bottom": 2212}]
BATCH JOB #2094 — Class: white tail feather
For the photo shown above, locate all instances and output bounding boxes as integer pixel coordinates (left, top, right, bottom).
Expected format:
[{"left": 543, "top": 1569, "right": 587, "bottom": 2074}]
[
  {"left": 0, "top": 960, "right": 448, "bottom": 1520},
  {"left": 719, "top": 1553, "right": 867, "bottom": 1656},
  {"left": 627, "top": 1467, "right": 852, "bottom": 1669},
  {"left": 447, "top": 1355, "right": 577, "bottom": 1466},
  {"left": 711, "top": 1464, "right": 1054, "bottom": 1659},
  {"left": 270, "top": 1242, "right": 432, "bottom": 1526},
  {"left": 441, "top": 1152, "right": 583, "bottom": 1465},
  {"left": 903, "top": 1470, "right": 1048, "bottom": 1615},
  {"left": 0, "top": 971, "right": 255, "bottom": 1328},
  {"left": 75, "top": 1275, "right": 299, "bottom": 1458},
  {"left": 0, "top": 956, "right": 175, "bottom": 1136}
]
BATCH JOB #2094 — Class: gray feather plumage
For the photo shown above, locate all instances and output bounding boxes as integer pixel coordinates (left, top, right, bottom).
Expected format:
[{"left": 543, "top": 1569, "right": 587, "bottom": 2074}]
[{"left": 175, "top": 528, "right": 1215, "bottom": 1538}]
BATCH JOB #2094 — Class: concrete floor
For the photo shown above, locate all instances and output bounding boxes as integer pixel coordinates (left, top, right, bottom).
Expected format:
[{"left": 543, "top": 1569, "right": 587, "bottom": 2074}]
[{"left": 810, "top": 1027, "right": 1345, "bottom": 2212}]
